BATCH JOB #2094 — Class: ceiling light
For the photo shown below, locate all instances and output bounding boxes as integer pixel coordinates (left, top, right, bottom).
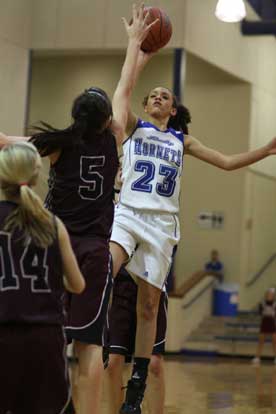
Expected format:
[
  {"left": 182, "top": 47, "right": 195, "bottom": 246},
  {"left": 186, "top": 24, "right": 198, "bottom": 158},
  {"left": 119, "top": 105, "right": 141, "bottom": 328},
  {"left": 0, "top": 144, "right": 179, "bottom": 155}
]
[{"left": 215, "top": 0, "right": 246, "bottom": 23}]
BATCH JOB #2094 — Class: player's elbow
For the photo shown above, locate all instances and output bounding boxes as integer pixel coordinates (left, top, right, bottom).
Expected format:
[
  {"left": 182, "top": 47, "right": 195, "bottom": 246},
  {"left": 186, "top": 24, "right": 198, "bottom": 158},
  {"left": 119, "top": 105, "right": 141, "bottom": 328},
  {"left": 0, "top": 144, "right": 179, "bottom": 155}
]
[
  {"left": 224, "top": 162, "right": 237, "bottom": 171},
  {"left": 77, "top": 278, "right": 86, "bottom": 294},
  {"left": 71, "top": 277, "right": 86, "bottom": 294},
  {"left": 219, "top": 157, "right": 233, "bottom": 171}
]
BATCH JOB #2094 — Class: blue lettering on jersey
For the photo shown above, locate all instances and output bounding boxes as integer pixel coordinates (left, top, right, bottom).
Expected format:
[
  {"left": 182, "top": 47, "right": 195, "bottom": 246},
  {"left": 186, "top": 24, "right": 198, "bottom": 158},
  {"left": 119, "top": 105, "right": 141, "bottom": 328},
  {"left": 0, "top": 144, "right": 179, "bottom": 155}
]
[
  {"left": 164, "top": 147, "right": 170, "bottom": 161},
  {"left": 147, "top": 135, "right": 174, "bottom": 146},
  {"left": 156, "top": 145, "right": 164, "bottom": 159},
  {"left": 149, "top": 143, "right": 156, "bottom": 157},
  {"left": 134, "top": 138, "right": 182, "bottom": 167},
  {"left": 142, "top": 142, "right": 149, "bottom": 156},
  {"left": 134, "top": 138, "right": 142, "bottom": 155},
  {"left": 170, "top": 149, "right": 178, "bottom": 164}
]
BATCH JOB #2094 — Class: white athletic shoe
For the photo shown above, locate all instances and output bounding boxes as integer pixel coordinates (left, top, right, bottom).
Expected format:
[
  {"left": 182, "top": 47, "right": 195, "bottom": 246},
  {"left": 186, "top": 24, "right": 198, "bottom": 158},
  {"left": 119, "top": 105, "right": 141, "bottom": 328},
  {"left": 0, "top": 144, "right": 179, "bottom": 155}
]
[{"left": 252, "top": 357, "right": 260, "bottom": 365}]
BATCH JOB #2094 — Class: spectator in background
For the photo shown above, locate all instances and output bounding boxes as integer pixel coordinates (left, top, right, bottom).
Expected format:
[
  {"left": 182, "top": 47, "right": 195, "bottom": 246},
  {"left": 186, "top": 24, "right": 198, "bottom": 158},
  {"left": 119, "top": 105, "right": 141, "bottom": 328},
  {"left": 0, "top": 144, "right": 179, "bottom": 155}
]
[
  {"left": 205, "top": 249, "right": 224, "bottom": 283},
  {"left": 252, "top": 288, "right": 276, "bottom": 365}
]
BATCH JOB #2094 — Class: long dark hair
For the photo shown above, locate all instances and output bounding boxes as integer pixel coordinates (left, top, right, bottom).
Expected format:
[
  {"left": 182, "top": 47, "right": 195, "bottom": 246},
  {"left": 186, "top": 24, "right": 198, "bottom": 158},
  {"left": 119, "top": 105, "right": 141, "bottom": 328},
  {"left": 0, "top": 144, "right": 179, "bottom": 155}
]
[
  {"left": 30, "top": 87, "right": 113, "bottom": 156},
  {"left": 143, "top": 89, "right": 191, "bottom": 134}
]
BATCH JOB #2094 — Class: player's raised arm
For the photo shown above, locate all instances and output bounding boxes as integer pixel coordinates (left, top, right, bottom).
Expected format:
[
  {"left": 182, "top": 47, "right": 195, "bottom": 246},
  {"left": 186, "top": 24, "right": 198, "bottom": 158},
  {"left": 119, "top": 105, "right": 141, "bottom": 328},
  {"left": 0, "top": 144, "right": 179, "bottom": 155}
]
[
  {"left": 0, "top": 132, "right": 30, "bottom": 148},
  {"left": 56, "top": 218, "right": 85, "bottom": 294},
  {"left": 0, "top": 131, "right": 61, "bottom": 165},
  {"left": 185, "top": 135, "right": 276, "bottom": 171},
  {"left": 111, "top": 4, "right": 158, "bottom": 143}
]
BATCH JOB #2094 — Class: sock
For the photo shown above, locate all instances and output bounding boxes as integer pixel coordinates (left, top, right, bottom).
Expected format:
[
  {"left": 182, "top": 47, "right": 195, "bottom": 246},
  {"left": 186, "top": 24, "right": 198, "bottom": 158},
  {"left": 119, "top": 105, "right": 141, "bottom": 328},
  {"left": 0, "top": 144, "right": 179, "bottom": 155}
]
[{"left": 131, "top": 357, "right": 150, "bottom": 383}]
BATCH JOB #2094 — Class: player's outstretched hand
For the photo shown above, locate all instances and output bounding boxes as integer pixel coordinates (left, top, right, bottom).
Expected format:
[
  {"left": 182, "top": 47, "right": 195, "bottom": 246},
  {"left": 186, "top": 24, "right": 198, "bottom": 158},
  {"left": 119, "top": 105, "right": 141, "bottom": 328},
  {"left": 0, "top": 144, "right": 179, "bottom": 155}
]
[{"left": 122, "top": 3, "right": 158, "bottom": 45}]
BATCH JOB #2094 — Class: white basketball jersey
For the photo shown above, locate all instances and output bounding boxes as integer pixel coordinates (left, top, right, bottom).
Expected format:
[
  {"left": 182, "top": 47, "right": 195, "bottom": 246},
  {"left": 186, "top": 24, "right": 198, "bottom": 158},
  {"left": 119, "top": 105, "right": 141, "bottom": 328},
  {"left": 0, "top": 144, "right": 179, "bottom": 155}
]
[{"left": 119, "top": 119, "right": 184, "bottom": 214}]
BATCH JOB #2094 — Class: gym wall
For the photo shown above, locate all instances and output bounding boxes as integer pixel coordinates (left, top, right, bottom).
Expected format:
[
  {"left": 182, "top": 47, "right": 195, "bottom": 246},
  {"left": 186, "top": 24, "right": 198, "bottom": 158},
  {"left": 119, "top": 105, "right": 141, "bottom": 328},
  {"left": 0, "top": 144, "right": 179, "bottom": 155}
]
[
  {"left": 0, "top": 0, "right": 32, "bottom": 134},
  {"left": 2, "top": 0, "right": 276, "bottom": 308}
]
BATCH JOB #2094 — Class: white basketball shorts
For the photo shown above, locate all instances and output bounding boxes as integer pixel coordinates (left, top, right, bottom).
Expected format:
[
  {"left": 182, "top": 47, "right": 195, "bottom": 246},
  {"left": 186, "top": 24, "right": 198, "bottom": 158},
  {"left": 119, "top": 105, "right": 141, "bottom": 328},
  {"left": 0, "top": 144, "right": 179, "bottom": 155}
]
[{"left": 110, "top": 203, "right": 180, "bottom": 289}]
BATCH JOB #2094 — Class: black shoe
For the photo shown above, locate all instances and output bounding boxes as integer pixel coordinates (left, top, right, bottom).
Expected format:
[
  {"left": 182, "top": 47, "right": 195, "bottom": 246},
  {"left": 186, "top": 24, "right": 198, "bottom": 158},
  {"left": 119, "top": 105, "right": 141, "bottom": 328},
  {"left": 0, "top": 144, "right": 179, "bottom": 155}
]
[{"left": 119, "top": 379, "right": 146, "bottom": 414}]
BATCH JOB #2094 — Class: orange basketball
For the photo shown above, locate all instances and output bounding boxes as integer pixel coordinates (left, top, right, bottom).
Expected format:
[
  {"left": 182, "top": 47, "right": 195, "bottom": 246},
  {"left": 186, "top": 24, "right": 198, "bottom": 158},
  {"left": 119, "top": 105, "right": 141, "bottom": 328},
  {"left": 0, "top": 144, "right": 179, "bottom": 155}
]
[{"left": 141, "top": 7, "right": 172, "bottom": 53}]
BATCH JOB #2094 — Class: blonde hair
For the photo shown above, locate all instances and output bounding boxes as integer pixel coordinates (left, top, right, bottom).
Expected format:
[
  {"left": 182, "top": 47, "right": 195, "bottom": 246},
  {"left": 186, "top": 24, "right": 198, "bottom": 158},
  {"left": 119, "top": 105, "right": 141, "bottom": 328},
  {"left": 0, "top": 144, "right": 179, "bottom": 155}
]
[{"left": 0, "top": 141, "right": 56, "bottom": 248}]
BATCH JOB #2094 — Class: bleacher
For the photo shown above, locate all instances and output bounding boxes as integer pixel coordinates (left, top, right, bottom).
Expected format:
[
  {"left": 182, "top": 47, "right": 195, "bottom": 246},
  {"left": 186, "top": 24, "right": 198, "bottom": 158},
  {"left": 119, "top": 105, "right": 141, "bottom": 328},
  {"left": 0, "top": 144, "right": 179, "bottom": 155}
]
[{"left": 182, "top": 311, "right": 276, "bottom": 358}]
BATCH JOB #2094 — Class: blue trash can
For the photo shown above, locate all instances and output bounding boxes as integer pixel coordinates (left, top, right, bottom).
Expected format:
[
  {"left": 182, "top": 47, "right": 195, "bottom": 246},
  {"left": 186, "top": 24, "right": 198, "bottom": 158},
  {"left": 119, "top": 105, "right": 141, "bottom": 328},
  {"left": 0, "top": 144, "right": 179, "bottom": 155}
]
[{"left": 213, "top": 283, "right": 239, "bottom": 316}]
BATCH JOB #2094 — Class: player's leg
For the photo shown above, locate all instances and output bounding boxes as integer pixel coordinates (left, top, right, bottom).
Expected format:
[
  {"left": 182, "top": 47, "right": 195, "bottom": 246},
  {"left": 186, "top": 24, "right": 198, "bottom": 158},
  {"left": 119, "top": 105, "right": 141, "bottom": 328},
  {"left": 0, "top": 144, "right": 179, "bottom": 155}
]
[
  {"left": 127, "top": 246, "right": 168, "bottom": 363},
  {"left": 144, "top": 289, "right": 167, "bottom": 414},
  {"left": 257, "top": 333, "right": 265, "bottom": 357},
  {"left": 253, "top": 333, "right": 265, "bottom": 364},
  {"left": 136, "top": 279, "right": 161, "bottom": 358},
  {"left": 106, "top": 353, "right": 126, "bottom": 414},
  {"left": 66, "top": 237, "right": 112, "bottom": 414},
  {"left": 110, "top": 241, "right": 129, "bottom": 277},
  {"left": 105, "top": 271, "right": 138, "bottom": 413},
  {"left": 129, "top": 213, "right": 175, "bottom": 362},
  {"left": 109, "top": 205, "right": 138, "bottom": 278},
  {"left": 133, "top": 279, "right": 162, "bottom": 378},
  {"left": 120, "top": 279, "right": 161, "bottom": 413},
  {"left": 120, "top": 228, "right": 175, "bottom": 412},
  {"left": 73, "top": 341, "right": 103, "bottom": 414},
  {"left": 145, "top": 354, "right": 165, "bottom": 414},
  {"left": 115, "top": 211, "right": 177, "bottom": 413},
  {"left": 146, "top": 289, "right": 168, "bottom": 414},
  {"left": 69, "top": 354, "right": 79, "bottom": 413}
]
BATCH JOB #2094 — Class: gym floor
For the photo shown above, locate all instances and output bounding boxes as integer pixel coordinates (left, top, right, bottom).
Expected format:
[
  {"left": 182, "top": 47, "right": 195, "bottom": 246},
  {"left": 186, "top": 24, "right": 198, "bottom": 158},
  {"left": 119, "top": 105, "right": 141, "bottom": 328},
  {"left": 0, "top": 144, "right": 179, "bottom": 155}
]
[{"left": 101, "top": 356, "right": 276, "bottom": 413}]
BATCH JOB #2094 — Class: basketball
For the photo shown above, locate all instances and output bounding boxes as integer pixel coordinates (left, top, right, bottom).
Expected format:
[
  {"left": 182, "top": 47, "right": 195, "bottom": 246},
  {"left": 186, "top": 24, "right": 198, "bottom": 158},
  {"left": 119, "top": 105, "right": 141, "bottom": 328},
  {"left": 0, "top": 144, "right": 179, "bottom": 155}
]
[{"left": 141, "top": 7, "right": 172, "bottom": 53}]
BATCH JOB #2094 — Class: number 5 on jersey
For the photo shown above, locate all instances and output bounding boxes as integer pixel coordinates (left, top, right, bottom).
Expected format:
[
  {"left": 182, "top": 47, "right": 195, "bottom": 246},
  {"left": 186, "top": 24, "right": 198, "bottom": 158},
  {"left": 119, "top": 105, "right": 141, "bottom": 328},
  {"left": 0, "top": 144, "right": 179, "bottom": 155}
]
[{"left": 79, "top": 156, "right": 105, "bottom": 200}]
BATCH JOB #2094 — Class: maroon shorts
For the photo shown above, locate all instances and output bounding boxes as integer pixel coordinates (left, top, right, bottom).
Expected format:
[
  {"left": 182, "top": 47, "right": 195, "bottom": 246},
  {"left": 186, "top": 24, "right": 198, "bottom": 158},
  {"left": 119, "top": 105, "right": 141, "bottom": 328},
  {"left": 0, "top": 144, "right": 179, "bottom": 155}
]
[
  {"left": 65, "top": 236, "right": 113, "bottom": 345},
  {"left": 260, "top": 317, "right": 276, "bottom": 334},
  {"left": 105, "top": 271, "right": 168, "bottom": 357},
  {"left": 0, "top": 324, "right": 70, "bottom": 414}
]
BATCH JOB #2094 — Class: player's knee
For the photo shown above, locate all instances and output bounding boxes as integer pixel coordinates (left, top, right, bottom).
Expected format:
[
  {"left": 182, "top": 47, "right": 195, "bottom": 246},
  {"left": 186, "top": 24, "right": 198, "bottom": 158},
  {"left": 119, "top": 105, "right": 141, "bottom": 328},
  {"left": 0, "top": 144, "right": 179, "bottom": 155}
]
[
  {"left": 149, "top": 355, "right": 163, "bottom": 378},
  {"left": 138, "top": 300, "right": 158, "bottom": 322},
  {"left": 106, "top": 354, "right": 123, "bottom": 377}
]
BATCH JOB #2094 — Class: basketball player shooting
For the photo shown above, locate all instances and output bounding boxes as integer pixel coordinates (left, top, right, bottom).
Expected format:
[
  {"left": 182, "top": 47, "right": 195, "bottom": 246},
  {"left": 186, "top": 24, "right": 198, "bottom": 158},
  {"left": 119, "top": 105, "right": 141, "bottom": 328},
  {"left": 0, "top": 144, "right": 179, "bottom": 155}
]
[{"left": 110, "top": 5, "right": 276, "bottom": 414}]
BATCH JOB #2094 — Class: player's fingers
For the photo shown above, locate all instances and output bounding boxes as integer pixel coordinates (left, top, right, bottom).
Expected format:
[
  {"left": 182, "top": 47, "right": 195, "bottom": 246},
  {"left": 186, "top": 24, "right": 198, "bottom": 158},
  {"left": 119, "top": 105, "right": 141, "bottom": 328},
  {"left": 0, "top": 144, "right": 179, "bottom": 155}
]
[
  {"left": 122, "top": 17, "right": 129, "bottom": 30},
  {"left": 143, "top": 11, "right": 150, "bottom": 25},
  {"left": 147, "top": 18, "right": 159, "bottom": 31},
  {"left": 138, "top": 3, "right": 145, "bottom": 20},
  {"left": 132, "top": 3, "right": 138, "bottom": 20}
]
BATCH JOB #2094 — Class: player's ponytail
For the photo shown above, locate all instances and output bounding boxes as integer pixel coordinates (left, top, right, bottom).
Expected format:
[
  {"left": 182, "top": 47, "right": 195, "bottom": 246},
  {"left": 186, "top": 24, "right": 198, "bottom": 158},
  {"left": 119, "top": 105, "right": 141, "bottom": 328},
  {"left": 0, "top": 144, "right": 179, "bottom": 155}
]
[
  {"left": 0, "top": 142, "right": 56, "bottom": 248},
  {"left": 30, "top": 87, "right": 113, "bottom": 156},
  {"left": 168, "top": 102, "right": 191, "bottom": 134}
]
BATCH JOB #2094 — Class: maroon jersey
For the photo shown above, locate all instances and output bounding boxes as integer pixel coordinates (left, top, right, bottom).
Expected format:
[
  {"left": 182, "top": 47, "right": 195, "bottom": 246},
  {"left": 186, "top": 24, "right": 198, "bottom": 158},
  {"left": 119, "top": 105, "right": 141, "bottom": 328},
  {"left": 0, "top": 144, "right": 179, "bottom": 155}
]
[
  {"left": 0, "top": 201, "right": 64, "bottom": 325},
  {"left": 45, "top": 130, "right": 118, "bottom": 237}
]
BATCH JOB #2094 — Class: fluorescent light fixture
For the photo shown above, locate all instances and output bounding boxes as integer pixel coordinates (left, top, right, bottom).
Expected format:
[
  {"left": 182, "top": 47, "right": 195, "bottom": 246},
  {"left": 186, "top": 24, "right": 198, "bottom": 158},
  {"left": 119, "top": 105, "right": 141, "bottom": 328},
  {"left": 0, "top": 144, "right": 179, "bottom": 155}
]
[{"left": 215, "top": 0, "right": 246, "bottom": 23}]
